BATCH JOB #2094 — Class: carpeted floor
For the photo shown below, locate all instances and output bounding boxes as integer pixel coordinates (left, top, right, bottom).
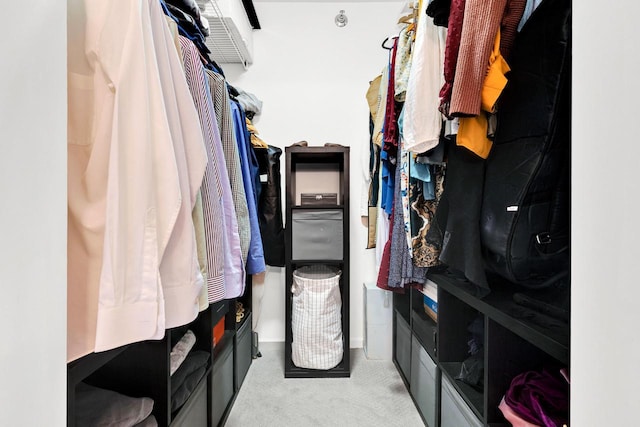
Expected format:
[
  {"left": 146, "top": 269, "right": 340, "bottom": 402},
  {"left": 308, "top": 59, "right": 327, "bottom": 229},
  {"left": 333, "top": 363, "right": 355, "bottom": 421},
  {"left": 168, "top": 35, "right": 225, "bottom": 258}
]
[{"left": 225, "top": 342, "right": 424, "bottom": 427}]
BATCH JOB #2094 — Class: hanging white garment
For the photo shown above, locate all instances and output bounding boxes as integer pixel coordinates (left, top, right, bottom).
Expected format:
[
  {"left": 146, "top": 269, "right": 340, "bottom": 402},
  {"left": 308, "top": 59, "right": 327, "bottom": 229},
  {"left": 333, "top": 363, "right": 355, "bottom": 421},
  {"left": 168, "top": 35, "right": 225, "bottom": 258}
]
[
  {"left": 67, "top": 0, "right": 204, "bottom": 360},
  {"left": 402, "top": 0, "right": 447, "bottom": 153},
  {"left": 148, "top": 0, "right": 208, "bottom": 329}
]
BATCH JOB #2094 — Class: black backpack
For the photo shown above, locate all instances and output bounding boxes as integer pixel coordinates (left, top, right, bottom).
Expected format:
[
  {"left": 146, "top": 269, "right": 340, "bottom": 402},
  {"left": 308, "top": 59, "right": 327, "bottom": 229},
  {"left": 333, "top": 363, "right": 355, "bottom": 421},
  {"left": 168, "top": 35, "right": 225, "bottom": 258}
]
[{"left": 480, "top": 0, "right": 571, "bottom": 288}]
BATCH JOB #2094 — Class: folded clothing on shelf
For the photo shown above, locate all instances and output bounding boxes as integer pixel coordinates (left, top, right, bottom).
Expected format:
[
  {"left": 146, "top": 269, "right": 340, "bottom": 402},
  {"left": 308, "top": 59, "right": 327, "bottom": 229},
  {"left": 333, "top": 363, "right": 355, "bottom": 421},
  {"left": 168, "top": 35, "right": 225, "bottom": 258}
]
[
  {"left": 171, "top": 350, "right": 210, "bottom": 412},
  {"left": 170, "top": 329, "right": 196, "bottom": 376},
  {"left": 133, "top": 414, "right": 158, "bottom": 427},
  {"left": 501, "top": 368, "right": 569, "bottom": 427},
  {"left": 75, "top": 382, "right": 154, "bottom": 427}
]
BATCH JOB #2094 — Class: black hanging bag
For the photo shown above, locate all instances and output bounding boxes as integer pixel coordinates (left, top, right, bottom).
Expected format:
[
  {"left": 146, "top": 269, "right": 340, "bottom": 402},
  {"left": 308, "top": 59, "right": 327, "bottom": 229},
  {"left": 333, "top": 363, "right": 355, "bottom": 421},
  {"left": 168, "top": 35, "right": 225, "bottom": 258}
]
[{"left": 480, "top": 0, "right": 571, "bottom": 288}]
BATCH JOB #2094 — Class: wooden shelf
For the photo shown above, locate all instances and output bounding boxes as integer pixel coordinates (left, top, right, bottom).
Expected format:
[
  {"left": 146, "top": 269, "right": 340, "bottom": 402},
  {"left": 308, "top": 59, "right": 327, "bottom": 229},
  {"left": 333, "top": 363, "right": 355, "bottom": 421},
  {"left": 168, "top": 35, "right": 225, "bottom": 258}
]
[{"left": 284, "top": 145, "right": 350, "bottom": 378}]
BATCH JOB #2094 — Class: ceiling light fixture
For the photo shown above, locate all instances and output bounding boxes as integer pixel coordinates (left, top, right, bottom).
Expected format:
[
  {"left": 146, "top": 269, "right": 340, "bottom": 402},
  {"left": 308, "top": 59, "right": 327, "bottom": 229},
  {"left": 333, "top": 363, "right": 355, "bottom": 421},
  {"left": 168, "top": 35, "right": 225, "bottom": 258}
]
[{"left": 335, "top": 10, "right": 348, "bottom": 27}]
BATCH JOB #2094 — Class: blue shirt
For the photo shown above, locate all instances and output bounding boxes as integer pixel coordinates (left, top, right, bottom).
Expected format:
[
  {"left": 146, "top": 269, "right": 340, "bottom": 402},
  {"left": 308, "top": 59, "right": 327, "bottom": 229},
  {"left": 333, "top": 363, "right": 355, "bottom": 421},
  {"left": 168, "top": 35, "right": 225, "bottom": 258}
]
[{"left": 231, "top": 101, "right": 266, "bottom": 274}]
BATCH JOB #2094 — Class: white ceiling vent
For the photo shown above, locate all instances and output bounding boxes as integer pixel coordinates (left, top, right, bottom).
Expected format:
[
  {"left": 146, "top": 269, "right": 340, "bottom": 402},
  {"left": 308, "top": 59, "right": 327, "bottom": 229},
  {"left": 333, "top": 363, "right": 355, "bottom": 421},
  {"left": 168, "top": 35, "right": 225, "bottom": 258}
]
[{"left": 200, "top": 0, "right": 254, "bottom": 68}]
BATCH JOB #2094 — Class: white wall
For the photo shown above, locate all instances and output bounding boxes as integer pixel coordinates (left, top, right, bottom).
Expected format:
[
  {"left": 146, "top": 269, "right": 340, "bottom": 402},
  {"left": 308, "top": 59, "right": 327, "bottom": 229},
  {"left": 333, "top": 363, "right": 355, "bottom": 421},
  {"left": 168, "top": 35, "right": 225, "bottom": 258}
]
[
  {"left": 571, "top": 1, "right": 640, "bottom": 425},
  {"left": 2, "top": 2, "right": 636, "bottom": 425},
  {"left": 225, "top": 1, "right": 405, "bottom": 347},
  {"left": 0, "top": 1, "right": 67, "bottom": 426}
]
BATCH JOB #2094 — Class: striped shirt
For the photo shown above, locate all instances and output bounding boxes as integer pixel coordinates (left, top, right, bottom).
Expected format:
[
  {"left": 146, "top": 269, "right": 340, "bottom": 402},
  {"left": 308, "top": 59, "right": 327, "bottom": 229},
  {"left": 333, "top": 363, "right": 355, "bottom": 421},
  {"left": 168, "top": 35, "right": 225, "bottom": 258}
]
[
  {"left": 180, "top": 36, "right": 245, "bottom": 302},
  {"left": 205, "top": 69, "right": 251, "bottom": 271}
]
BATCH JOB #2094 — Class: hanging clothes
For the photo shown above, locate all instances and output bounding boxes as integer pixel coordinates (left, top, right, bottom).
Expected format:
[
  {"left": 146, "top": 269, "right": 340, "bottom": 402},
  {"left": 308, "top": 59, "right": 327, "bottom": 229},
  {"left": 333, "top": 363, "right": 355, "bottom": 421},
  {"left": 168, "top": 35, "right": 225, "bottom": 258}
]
[
  {"left": 382, "top": 36, "right": 401, "bottom": 160},
  {"left": 206, "top": 70, "right": 252, "bottom": 267},
  {"left": 394, "top": 25, "right": 414, "bottom": 102},
  {"left": 499, "top": 0, "right": 527, "bottom": 61},
  {"left": 148, "top": 1, "right": 207, "bottom": 331},
  {"left": 254, "top": 145, "right": 286, "bottom": 267},
  {"left": 164, "top": 0, "right": 209, "bottom": 36},
  {"left": 517, "top": 0, "right": 544, "bottom": 32},
  {"left": 387, "top": 146, "right": 429, "bottom": 289},
  {"left": 426, "top": 0, "right": 452, "bottom": 26},
  {"left": 448, "top": 0, "right": 507, "bottom": 117},
  {"left": 456, "top": 28, "right": 511, "bottom": 159},
  {"left": 371, "top": 66, "right": 389, "bottom": 147},
  {"left": 439, "top": 0, "right": 466, "bottom": 117},
  {"left": 67, "top": 0, "right": 207, "bottom": 360},
  {"left": 180, "top": 36, "right": 245, "bottom": 302},
  {"left": 230, "top": 101, "right": 267, "bottom": 276},
  {"left": 435, "top": 138, "right": 489, "bottom": 294},
  {"left": 166, "top": 16, "right": 209, "bottom": 313},
  {"left": 410, "top": 163, "right": 446, "bottom": 268},
  {"left": 403, "top": 0, "right": 447, "bottom": 153}
]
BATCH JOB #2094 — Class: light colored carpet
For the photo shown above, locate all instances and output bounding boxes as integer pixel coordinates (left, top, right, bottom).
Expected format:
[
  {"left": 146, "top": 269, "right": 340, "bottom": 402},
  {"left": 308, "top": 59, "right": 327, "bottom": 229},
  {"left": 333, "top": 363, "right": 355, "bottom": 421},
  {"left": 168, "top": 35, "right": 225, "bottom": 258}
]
[{"left": 225, "top": 342, "right": 424, "bottom": 427}]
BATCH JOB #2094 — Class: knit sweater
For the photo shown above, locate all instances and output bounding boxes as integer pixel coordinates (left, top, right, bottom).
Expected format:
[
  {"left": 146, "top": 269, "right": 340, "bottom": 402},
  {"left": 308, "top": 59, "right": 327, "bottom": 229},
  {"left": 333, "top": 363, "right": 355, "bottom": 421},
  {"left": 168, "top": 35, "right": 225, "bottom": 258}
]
[
  {"left": 500, "top": 0, "right": 527, "bottom": 60},
  {"left": 449, "top": 0, "right": 507, "bottom": 117}
]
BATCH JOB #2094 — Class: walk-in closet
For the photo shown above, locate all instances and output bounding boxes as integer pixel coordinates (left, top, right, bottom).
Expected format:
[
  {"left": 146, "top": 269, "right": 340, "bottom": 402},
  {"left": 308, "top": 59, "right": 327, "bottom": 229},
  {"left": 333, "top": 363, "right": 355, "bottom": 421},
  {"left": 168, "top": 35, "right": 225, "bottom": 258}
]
[{"left": 0, "top": 0, "right": 635, "bottom": 426}]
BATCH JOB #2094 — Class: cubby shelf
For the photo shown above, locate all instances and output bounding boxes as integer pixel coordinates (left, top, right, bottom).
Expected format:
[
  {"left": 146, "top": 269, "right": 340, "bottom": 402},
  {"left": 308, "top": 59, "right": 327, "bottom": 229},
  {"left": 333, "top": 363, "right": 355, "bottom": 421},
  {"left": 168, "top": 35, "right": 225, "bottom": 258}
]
[
  {"left": 67, "top": 276, "right": 255, "bottom": 427},
  {"left": 393, "top": 270, "right": 570, "bottom": 426},
  {"left": 284, "top": 145, "right": 350, "bottom": 378}
]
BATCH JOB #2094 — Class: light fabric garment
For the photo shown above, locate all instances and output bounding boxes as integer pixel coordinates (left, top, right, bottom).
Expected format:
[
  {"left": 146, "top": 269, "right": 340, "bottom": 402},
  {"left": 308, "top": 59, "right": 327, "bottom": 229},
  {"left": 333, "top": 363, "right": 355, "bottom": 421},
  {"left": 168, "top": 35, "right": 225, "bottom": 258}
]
[
  {"left": 234, "top": 86, "right": 263, "bottom": 117},
  {"left": 165, "top": 16, "right": 182, "bottom": 54},
  {"left": 180, "top": 37, "right": 237, "bottom": 303},
  {"left": 372, "top": 65, "right": 389, "bottom": 147},
  {"left": 166, "top": 15, "right": 210, "bottom": 313},
  {"left": 399, "top": 148, "right": 412, "bottom": 257},
  {"left": 170, "top": 330, "right": 196, "bottom": 376},
  {"left": 231, "top": 100, "right": 266, "bottom": 275},
  {"left": 191, "top": 192, "right": 210, "bottom": 311},
  {"left": 206, "top": 70, "right": 251, "bottom": 266},
  {"left": 394, "top": 25, "right": 414, "bottom": 102},
  {"left": 164, "top": 18, "right": 210, "bottom": 312},
  {"left": 67, "top": 0, "right": 207, "bottom": 360},
  {"left": 148, "top": 0, "right": 206, "bottom": 331},
  {"left": 375, "top": 206, "right": 391, "bottom": 268},
  {"left": 403, "top": 0, "right": 447, "bottom": 153},
  {"left": 362, "top": 76, "right": 382, "bottom": 218}
]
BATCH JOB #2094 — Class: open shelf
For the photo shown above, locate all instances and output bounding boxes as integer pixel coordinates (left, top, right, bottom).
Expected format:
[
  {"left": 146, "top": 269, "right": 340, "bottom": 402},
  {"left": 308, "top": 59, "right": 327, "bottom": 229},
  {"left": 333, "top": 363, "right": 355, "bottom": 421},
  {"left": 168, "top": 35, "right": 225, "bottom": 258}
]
[
  {"left": 440, "top": 362, "right": 484, "bottom": 420},
  {"left": 431, "top": 272, "right": 569, "bottom": 364}
]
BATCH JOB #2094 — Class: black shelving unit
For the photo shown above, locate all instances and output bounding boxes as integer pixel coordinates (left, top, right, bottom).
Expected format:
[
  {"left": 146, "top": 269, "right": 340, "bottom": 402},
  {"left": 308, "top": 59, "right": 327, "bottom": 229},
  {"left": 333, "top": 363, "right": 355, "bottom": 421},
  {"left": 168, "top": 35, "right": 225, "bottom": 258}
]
[
  {"left": 393, "top": 271, "right": 570, "bottom": 426},
  {"left": 284, "top": 145, "right": 350, "bottom": 378},
  {"left": 67, "top": 282, "right": 255, "bottom": 427}
]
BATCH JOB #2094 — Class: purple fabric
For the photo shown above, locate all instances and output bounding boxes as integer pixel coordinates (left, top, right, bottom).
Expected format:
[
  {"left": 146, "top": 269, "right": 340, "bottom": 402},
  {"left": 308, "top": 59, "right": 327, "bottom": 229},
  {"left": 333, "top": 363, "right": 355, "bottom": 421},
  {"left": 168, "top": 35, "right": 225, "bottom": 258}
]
[{"left": 504, "top": 369, "right": 569, "bottom": 427}]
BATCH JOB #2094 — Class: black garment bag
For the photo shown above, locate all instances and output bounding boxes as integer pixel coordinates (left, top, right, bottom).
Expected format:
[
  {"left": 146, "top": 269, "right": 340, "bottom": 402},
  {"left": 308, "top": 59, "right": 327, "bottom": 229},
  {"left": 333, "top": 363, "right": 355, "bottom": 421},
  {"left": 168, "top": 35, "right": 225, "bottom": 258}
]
[
  {"left": 254, "top": 145, "right": 285, "bottom": 267},
  {"left": 480, "top": 0, "right": 571, "bottom": 288}
]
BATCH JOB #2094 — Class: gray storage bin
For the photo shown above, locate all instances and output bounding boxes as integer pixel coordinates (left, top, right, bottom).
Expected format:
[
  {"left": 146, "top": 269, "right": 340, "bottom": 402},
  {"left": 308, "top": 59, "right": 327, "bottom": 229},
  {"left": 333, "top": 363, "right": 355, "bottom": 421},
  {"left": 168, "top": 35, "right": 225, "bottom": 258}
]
[
  {"left": 410, "top": 335, "right": 437, "bottom": 427},
  {"left": 395, "top": 312, "right": 412, "bottom": 382},
  {"left": 292, "top": 210, "right": 343, "bottom": 260},
  {"left": 211, "top": 344, "right": 234, "bottom": 427},
  {"left": 171, "top": 375, "right": 207, "bottom": 427},
  {"left": 235, "top": 313, "right": 252, "bottom": 388},
  {"left": 440, "top": 375, "right": 483, "bottom": 427}
]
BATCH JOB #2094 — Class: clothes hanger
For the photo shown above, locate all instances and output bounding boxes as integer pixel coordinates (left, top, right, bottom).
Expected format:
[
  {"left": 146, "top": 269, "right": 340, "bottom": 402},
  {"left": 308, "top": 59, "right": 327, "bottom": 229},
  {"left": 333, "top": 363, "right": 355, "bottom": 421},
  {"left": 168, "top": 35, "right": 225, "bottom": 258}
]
[
  {"left": 381, "top": 36, "right": 398, "bottom": 50},
  {"left": 397, "top": 13, "right": 414, "bottom": 25}
]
